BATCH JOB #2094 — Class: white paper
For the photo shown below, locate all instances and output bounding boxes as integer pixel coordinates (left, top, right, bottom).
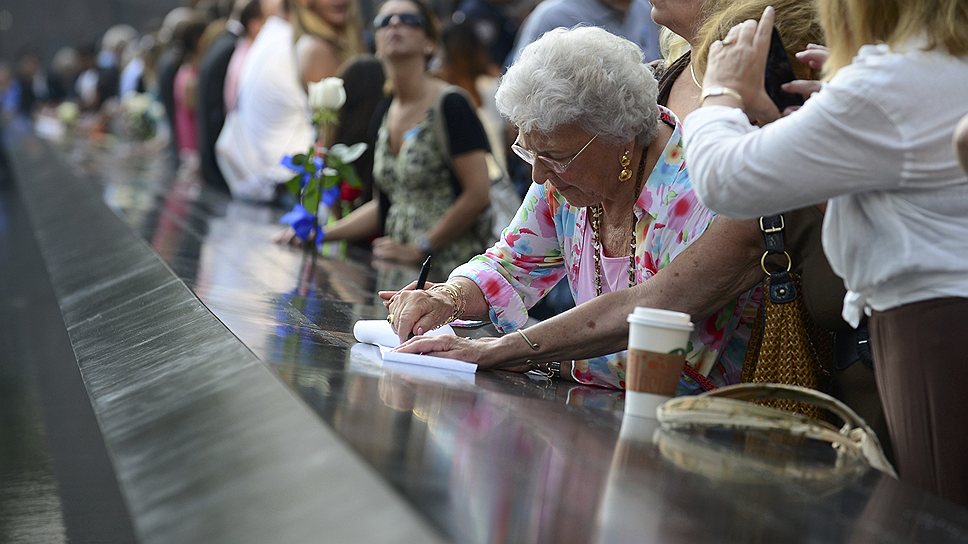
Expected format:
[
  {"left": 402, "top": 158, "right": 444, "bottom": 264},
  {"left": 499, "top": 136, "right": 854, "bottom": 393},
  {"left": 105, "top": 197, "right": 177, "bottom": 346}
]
[
  {"left": 352, "top": 320, "right": 477, "bottom": 373},
  {"left": 348, "top": 343, "right": 477, "bottom": 385},
  {"left": 353, "top": 319, "right": 454, "bottom": 347}
]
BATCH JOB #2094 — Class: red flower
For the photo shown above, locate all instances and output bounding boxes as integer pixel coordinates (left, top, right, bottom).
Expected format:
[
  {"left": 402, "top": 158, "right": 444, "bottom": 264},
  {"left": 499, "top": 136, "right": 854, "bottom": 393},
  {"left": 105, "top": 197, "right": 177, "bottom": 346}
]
[
  {"left": 340, "top": 181, "right": 363, "bottom": 202},
  {"left": 672, "top": 194, "right": 692, "bottom": 217}
]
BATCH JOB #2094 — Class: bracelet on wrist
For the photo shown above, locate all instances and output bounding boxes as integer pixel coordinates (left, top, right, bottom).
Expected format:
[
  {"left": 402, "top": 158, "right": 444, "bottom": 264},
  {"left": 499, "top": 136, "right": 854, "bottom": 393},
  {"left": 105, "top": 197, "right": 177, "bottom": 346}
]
[
  {"left": 700, "top": 85, "right": 744, "bottom": 105},
  {"left": 527, "top": 360, "right": 561, "bottom": 379},
  {"left": 428, "top": 282, "right": 465, "bottom": 323},
  {"left": 516, "top": 329, "right": 539, "bottom": 351}
]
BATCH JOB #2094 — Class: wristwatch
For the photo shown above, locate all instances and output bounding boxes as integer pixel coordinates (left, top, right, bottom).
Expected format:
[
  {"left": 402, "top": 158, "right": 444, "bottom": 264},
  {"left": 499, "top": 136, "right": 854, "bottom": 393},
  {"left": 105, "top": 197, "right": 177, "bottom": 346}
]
[
  {"left": 527, "top": 360, "right": 561, "bottom": 379},
  {"left": 700, "top": 85, "right": 744, "bottom": 105},
  {"left": 416, "top": 236, "right": 433, "bottom": 256}
]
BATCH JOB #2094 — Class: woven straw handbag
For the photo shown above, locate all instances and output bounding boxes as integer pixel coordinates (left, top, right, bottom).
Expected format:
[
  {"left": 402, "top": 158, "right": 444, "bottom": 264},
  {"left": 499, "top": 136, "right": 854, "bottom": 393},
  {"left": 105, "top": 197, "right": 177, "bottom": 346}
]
[{"left": 741, "top": 214, "right": 833, "bottom": 417}]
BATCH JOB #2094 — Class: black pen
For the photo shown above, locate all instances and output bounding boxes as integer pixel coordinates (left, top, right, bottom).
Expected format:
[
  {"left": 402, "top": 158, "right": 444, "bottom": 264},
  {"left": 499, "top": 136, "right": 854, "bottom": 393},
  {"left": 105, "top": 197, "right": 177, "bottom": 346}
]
[
  {"left": 408, "top": 255, "right": 432, "bottom": 339},
  {"left": 415, "top": 254, "right": 432, "bottom": 291}
]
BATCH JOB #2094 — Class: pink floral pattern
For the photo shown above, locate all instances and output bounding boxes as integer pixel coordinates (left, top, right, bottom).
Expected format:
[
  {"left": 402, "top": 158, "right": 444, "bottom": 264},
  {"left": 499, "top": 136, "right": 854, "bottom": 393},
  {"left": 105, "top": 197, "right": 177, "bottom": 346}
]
[{"left": 451, "top": 107, "right": 759, "bottom": 391}]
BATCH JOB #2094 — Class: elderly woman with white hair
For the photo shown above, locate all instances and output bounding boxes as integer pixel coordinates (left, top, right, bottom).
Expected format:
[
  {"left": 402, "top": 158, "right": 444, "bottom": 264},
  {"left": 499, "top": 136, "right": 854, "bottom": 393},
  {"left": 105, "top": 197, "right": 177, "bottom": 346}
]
[{"left": 385, "top": 26, "right": 762, "bottom": 391}]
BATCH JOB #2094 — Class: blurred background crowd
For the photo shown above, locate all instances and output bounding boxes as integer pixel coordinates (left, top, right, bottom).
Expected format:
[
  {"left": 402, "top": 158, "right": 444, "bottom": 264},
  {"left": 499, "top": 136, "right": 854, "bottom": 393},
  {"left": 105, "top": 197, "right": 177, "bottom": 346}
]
[
  {"left": 0, "top": 0, "right": 658, "bottom": 183},
  {"left": 0, "top": 0, "right": 660, "bottom": 317}
]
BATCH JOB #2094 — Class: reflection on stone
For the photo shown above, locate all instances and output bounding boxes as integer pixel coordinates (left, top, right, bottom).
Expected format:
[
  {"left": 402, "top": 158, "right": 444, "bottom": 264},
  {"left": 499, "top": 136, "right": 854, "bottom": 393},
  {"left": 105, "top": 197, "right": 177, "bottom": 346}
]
[{"left": 16, "top": 133, "right": 966, "bottom": 543}]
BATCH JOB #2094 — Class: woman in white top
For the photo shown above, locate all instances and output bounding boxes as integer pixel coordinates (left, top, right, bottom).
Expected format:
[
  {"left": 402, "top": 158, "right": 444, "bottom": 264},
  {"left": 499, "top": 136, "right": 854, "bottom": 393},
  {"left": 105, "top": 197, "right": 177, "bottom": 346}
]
[
  {"left": 217, "top": 2, "right": 314, "bottom": 202},
  {"left": 683, "top": 2, "right": 968, "bottom": 505}
]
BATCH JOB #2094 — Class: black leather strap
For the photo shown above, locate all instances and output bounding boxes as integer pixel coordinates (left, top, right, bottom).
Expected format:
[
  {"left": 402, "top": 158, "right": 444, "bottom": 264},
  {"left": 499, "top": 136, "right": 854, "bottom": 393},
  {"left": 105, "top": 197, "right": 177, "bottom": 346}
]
[
  {"left": 760, "top": 215, "right": 786, "bottom": 253},
  {"left": 768, "top": 270, "right": 798, "bottom": 304},
  {"left": 759, "top": 214, "right": 797, "bottom": 304}
]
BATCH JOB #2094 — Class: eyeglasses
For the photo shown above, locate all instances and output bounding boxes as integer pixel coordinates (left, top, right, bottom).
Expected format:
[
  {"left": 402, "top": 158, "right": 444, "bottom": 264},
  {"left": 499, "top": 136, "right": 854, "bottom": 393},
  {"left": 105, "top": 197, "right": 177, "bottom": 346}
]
[
  {"left": 373, "top": 12, "right": 426, "bottom": 30},
  {"left": 511, "top": 133, "right": 599, "bottom": 174}
]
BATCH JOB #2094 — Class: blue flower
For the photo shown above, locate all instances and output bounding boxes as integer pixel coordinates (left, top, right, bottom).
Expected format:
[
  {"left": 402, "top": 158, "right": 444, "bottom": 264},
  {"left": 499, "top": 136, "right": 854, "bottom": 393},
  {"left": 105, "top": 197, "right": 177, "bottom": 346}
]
[
  {"left": 322, "top": 186, "right": 340, "bottom": 207},
  {"left": 280, "top": 154, "right": 302, "bottom": 172},
  {"left": 280, "top": 204, "right": 317, "bottom": 241},
  {"left": 281, "top": 154, "right": 327, "bottom": 189},
  {"left": 280, "top": 155, "right": 311, "bottom": 189}
]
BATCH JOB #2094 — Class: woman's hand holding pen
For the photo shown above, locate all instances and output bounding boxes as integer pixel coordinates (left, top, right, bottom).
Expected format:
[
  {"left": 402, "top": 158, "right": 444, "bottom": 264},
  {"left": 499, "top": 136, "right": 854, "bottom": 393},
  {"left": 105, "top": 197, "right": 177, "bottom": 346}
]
[
  {"left": 379, "top": 285, "right": 456, "bottom": 343},
  {"left": 380, "top": 255, "right": 440, "bottom": 342}
]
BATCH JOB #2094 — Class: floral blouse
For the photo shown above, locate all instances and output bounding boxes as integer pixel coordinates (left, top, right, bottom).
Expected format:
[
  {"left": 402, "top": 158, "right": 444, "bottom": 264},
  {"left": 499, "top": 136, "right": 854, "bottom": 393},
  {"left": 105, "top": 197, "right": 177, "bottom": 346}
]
[
  {"left": 373, "top": 96, "right": 491, "bottom": 275},
  {"left": 450, "top": 107, "right": 760, "bottom": 392}
]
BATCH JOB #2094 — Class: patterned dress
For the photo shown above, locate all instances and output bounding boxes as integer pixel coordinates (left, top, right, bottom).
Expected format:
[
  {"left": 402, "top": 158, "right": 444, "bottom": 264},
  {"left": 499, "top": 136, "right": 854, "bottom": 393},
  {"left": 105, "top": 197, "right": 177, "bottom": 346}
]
[
  {"left": 372, "top": 101, "right": 490, "bottom": 276},
  {"left": 450, "top": 107, "right": 760, "bottom": 392}
]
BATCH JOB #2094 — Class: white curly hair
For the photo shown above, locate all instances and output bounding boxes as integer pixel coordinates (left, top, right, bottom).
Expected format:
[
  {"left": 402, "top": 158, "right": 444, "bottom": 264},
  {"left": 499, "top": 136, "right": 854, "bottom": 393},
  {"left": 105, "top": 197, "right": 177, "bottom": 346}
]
[{"left": 496, "top": 26, "right": 659, "bottom": 145}]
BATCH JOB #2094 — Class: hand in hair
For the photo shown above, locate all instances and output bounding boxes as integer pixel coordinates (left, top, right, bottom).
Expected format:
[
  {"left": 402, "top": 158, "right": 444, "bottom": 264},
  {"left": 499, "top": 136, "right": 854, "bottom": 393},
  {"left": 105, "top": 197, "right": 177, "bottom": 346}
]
[
  {"left": 795, "top": 44, "right": 829, "bottom": 72},
  {"left": 779, "top": 44, "right": 828, "bottom": 115},
  {"left": 700, "top": 6, "right": 781, "bottom": 126}
]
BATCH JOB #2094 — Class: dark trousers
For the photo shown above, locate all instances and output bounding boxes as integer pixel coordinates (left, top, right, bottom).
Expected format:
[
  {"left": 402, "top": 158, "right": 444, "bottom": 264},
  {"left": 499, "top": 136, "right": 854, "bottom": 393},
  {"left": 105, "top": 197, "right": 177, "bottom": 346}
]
[{"left": 870, "top": 297, "right": 968, "bottom": 507}]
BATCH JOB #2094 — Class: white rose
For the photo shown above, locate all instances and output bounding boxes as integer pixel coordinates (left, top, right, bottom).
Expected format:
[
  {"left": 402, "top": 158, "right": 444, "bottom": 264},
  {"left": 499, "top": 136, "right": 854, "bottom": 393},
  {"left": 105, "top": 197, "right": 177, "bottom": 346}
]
[
  {"left": 57, "top": 102, "right": 80, "bottom": 124},
  {"left": 308, "top": 77, "right": 346, "bottom": 111},
  {"left": 123, "top": 92, "right": 151, "bottom": 115}
]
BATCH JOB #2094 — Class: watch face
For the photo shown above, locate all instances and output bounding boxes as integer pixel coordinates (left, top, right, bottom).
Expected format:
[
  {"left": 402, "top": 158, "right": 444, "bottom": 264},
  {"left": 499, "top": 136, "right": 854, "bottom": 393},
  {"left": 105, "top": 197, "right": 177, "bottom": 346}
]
[{"left": 417, "top": 237, "right": 432, "bottom": 255}]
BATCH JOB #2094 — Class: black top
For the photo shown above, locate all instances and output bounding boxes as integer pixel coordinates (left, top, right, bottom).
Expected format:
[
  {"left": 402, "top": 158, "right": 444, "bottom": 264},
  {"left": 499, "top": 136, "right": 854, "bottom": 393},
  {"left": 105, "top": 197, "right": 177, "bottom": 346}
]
[
  {"left": 440, "top": 91, "right": 491, "bottom": 157},
  {"left": 372, "top": 89, "right": 490, "bottom": 229},
  {"left": 196, "top": 30, "right": 239, "bottom": 191},
  {"left": 156, "top": 47, "right": 186, "bottom": 159}
]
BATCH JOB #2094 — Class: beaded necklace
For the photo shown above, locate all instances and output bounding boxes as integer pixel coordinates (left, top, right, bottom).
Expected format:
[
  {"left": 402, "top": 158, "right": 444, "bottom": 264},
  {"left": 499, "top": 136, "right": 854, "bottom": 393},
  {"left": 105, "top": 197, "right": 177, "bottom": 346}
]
[{"left": 589, "top": 147, "right": 649, "bottom": 296}]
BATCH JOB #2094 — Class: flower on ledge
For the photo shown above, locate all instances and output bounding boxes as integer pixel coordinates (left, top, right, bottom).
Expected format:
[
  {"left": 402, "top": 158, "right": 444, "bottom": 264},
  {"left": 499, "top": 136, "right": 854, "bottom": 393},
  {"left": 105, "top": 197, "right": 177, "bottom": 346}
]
[
  {"left": 279, "top": 77, "right": 366, "bottom": 249},
  {"left": 119, "top": 92, "right": 163, "bottom": 141}
]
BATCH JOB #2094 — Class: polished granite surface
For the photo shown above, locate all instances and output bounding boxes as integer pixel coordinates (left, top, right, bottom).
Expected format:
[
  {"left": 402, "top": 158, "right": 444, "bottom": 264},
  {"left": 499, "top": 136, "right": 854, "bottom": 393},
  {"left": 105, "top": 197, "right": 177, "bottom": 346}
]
[
  {"left": 9, "top": 132, "right": 968, "bottom": 543},
  {"left": 7, "top": 135, "right": 440, "bottom": 544}
]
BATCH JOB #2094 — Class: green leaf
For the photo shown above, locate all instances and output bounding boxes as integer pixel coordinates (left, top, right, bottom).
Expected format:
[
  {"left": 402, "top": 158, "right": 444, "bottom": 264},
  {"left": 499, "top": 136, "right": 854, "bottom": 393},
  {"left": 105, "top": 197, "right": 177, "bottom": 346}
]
[
  {"left": 341, "top": 166, "right": 362, "bottom": 188},
  {"left": 322, "top": 171, "right": 340, "bottom": 190},
  {"left": 285, "top": 176, "right": 301, "bottom": 196},
  {"left": 303, "top": 182, "right": 321, "bottom": 215},
  {"left": 326, "top": 154, "right": 344, "bottom": 168}
]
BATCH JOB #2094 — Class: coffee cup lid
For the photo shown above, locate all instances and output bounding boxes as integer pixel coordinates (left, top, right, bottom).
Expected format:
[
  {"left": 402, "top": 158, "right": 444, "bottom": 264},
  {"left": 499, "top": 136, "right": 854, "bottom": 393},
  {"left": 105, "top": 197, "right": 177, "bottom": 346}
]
[{"left": 627, "top": 307, "right": 694, "bottom": 332}]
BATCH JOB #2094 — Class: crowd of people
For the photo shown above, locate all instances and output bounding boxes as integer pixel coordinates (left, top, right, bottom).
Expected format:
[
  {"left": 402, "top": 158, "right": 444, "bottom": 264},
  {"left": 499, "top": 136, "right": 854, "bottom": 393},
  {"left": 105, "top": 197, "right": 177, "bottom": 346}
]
[{"left": 4, "top": 0, "right": 968, "bottom": 510}]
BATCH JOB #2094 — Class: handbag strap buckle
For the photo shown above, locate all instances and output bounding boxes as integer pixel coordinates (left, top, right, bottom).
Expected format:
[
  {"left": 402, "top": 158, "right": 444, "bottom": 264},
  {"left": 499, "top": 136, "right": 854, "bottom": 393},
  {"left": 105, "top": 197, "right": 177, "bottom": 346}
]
[{"left": 759, "top": 215, "right": 785, "bottom": 234}]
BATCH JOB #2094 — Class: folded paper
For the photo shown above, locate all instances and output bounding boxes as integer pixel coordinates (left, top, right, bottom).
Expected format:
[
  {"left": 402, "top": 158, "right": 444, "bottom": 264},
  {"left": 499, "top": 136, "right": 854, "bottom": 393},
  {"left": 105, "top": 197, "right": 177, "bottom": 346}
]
[{"left": 353, "top": 320, "right": 477, "bottom": 373}]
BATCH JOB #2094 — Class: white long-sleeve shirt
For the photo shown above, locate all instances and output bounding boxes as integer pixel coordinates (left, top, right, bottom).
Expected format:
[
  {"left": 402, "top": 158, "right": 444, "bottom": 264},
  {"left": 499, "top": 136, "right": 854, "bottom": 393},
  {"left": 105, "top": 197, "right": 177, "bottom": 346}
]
[
  {"left": 216, "top": 16, "right": 313, "bottom": 202},
  {"left": 684, "top": 41, "right": 968, "bottom": 326}
]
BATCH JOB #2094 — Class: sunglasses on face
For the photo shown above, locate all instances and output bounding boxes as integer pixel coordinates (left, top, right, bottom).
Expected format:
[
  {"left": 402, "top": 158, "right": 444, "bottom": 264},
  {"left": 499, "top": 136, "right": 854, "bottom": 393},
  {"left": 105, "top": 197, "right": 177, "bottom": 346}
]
[{"left": 373, "top": 12, "right": 426, "bottom": 30}]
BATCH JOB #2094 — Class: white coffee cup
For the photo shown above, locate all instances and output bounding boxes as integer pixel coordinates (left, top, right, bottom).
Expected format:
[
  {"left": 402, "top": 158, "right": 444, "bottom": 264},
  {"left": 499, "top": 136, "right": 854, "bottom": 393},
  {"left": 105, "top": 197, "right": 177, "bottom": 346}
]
[{"left": 625, "top": 307, "right": 694, "bottom": 418}]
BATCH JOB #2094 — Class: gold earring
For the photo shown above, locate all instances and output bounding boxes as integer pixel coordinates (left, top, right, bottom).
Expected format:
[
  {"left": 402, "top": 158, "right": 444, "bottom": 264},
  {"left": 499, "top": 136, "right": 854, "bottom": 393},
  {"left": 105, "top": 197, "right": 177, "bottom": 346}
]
[{"left": 618, "top": 150, "right": 632, "bottom": 182}]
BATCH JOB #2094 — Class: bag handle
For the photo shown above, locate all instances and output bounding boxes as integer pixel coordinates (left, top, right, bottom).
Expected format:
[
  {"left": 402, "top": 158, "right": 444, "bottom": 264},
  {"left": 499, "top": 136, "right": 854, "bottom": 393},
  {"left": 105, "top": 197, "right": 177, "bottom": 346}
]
[
  {"left": 658, "top": 383, "right": 897, "bottom": 477},
  {"left": 705, "top": 383, "right": 863, "bottom": 430},
  {"left": 758, "top": 214, "right": 798, "bottom": 304}
]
